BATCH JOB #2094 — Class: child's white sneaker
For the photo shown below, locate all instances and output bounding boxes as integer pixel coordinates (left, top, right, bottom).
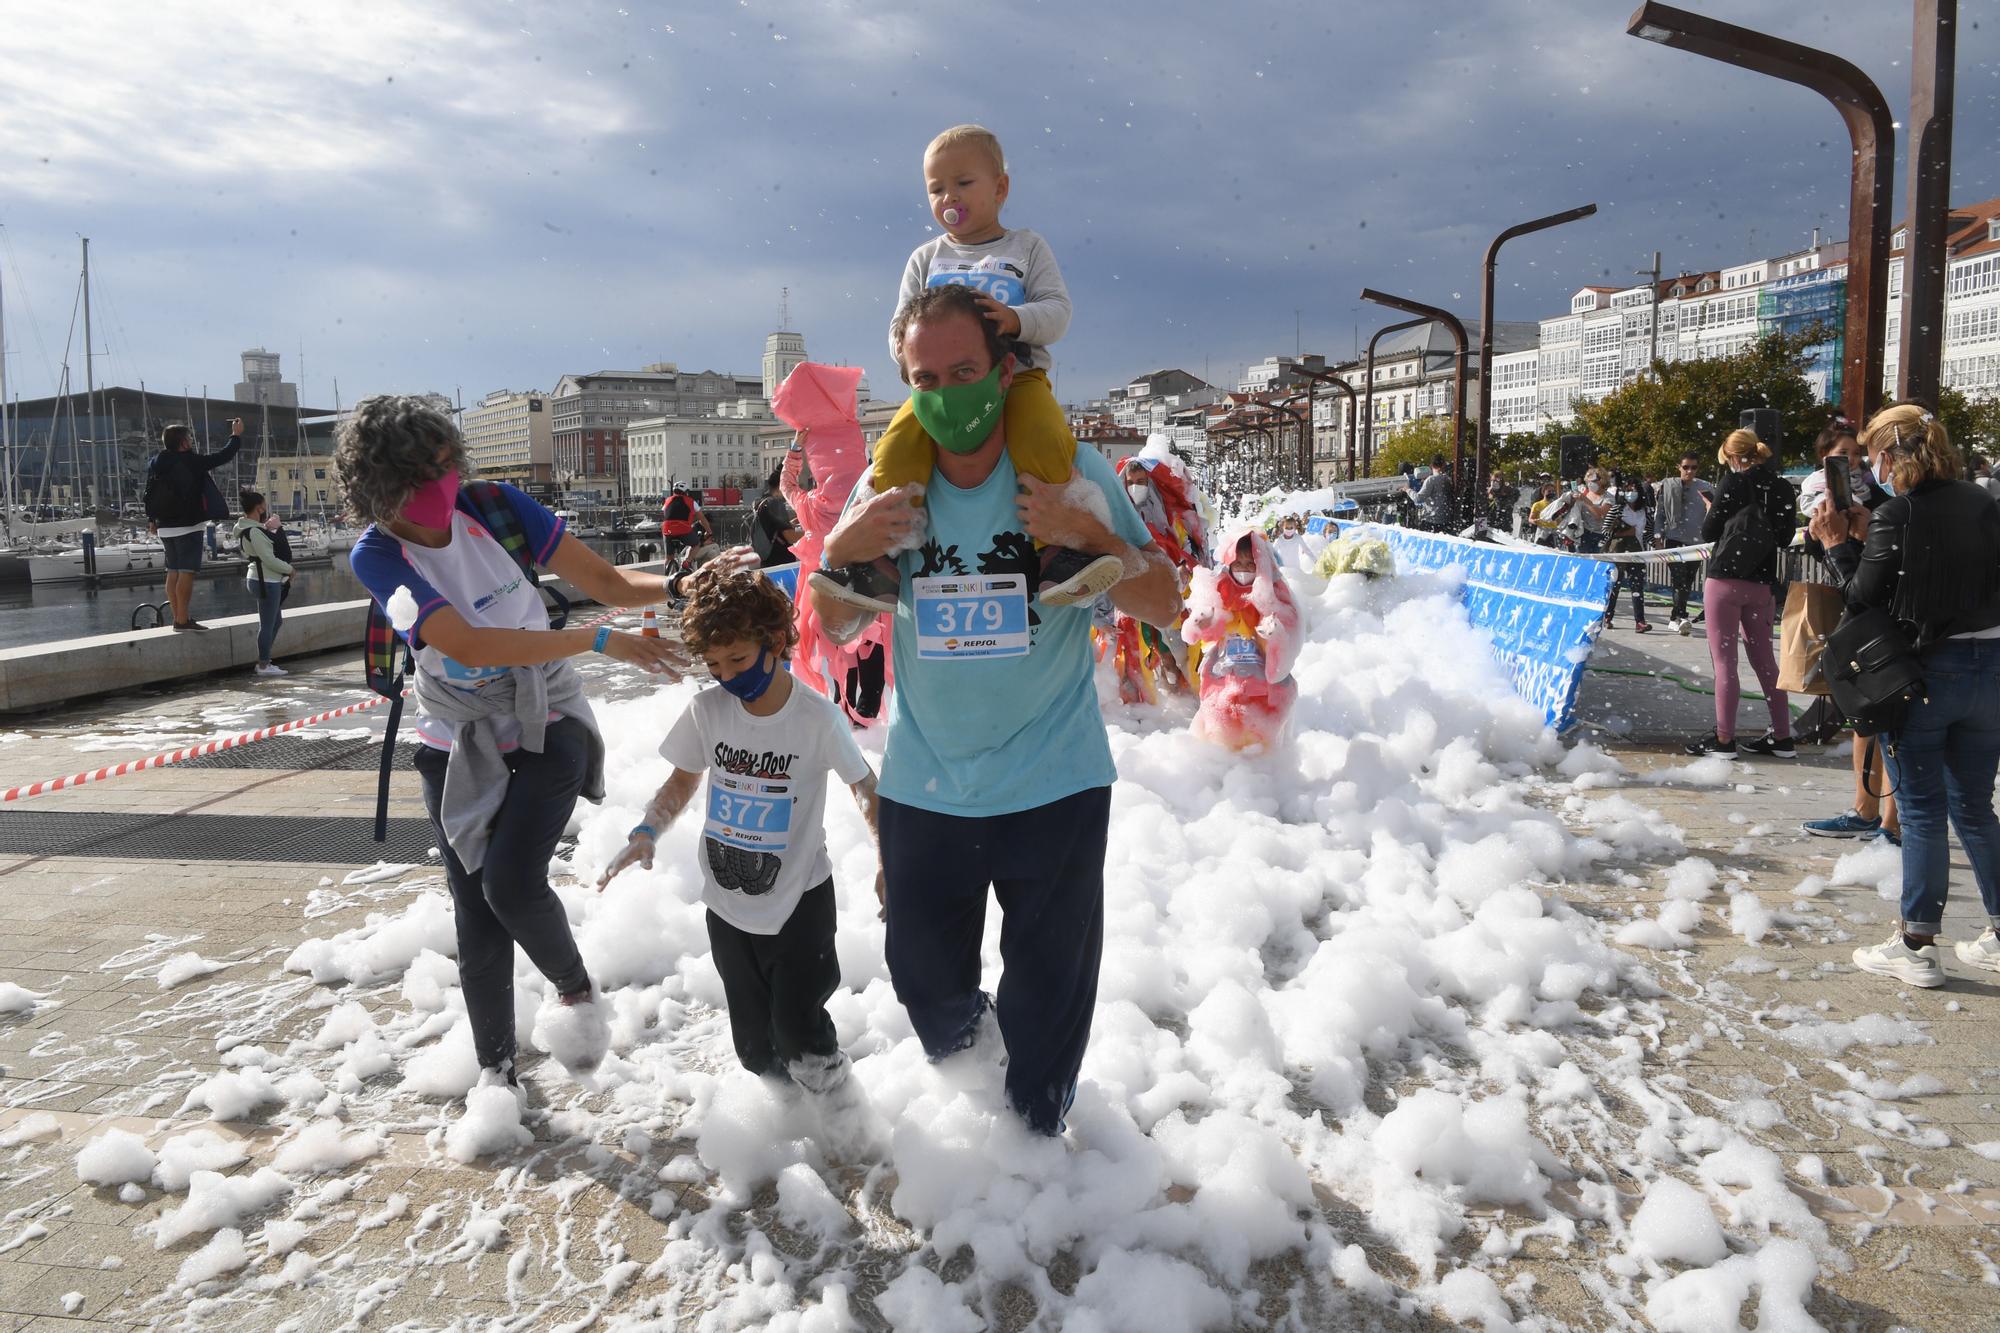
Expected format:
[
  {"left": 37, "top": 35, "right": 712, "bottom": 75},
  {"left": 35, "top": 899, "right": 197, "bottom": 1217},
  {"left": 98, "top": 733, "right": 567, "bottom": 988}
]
[
  {"left": 1852, "top": 932, "right": 1945, "bottom": 988},
  {"left": 1953, "top": 927, "right": 2000, "bottom": 975}
]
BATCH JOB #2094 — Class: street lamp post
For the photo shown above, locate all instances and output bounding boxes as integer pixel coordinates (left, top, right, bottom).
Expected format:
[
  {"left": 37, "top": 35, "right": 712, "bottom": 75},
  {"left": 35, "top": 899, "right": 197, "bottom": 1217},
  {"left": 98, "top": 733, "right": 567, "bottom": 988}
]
[
  {"left": 1900, "top": 0, "right": 1957, "bottom": 407},
  {"left": 1626, "top": 1, "right": 1894, "bottom": 427},
  {"left": 1260, "top": 395, "right": 1311, "bottom": 489},
  {"left": 1294, "top": 367, "right": 1359, "bottom": 481},
  {"left": 1362, "top": 290, "right": 1469, "bottom": 519},
  {"left": 1361, "top": 317, "right": 1429, "bottom": 479},
  {"left": 1479, "top": 203, "right": 1598, "bottom": 503}
]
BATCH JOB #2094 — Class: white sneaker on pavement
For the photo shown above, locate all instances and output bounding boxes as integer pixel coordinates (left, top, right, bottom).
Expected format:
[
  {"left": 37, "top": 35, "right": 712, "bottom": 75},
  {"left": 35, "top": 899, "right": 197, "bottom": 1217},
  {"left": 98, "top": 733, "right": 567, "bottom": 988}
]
[
  {"left": 1953, "top": 928, "right": 2000, "bottom": 975},
  {"left": 253, "top": 663, "right": 287, "bottom": 677},
  {"left": 1852, "top": 932, "right": 1945, "bottom": 988}
]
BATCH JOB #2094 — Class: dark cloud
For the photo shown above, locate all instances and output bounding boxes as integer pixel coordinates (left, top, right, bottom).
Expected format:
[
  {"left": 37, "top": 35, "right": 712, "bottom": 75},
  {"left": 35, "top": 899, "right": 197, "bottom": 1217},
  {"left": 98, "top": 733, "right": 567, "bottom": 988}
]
[{"left": 1, "top": 0, "right": 1989, "bottom": 406}]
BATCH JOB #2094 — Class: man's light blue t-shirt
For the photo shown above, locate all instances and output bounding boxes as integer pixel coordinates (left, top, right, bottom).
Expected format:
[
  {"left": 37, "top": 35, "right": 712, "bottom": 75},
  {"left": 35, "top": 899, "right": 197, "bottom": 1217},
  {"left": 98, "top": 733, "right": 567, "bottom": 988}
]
[{"left": 877, "top": 443, "right": 1154, "bottom": 817}]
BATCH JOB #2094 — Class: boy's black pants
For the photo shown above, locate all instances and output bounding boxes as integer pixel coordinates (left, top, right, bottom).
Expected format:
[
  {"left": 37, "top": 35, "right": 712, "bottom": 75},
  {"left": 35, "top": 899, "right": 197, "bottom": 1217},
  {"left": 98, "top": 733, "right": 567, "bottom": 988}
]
[{"left": 706, "top": 877, "right": 844, "bottom": 1088}]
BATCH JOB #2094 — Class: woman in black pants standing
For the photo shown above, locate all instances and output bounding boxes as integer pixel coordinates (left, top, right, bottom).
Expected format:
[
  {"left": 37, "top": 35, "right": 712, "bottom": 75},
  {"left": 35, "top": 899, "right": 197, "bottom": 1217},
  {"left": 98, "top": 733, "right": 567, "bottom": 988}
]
[{"left": 340, "top": 395, "right": 691, "bottom": 1098}]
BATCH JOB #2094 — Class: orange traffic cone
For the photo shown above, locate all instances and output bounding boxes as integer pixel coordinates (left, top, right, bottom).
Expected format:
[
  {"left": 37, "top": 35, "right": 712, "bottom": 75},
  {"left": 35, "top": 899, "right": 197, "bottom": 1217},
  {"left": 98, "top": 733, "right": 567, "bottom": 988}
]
[{"left": 641, "top": 607, "right": 660, "bottom": 638}]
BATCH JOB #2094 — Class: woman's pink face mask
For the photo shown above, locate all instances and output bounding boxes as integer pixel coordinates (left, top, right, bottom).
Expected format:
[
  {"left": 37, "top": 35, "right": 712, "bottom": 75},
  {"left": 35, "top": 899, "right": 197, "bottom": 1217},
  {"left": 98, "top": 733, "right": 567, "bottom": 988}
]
[{"left": 400, "top": 470, "right": 460, "bottom": 528}]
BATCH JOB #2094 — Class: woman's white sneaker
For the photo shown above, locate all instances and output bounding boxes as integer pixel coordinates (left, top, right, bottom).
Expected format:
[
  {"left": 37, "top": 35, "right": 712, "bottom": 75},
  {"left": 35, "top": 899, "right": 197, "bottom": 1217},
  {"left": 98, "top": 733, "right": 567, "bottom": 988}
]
[
  {"left": 1852, "top": 932, "right": 1945, "bottom": 988},
  {"left": 1953, "top": 928, "right": 2000, "bottom": 975}
]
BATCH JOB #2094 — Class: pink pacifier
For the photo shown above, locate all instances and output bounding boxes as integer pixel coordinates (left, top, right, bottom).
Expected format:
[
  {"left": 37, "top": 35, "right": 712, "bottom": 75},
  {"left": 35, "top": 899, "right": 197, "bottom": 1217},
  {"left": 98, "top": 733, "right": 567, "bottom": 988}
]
[{"left": 941, "top": 205, "right": 965, "bottom": 227}]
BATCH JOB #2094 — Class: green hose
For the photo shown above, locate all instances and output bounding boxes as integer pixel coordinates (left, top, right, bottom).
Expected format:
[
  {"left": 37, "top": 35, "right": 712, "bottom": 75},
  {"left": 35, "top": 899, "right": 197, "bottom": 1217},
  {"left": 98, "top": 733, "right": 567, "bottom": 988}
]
[{"left": 1584, "top": 663, "right": 1806, "bottom": 715}]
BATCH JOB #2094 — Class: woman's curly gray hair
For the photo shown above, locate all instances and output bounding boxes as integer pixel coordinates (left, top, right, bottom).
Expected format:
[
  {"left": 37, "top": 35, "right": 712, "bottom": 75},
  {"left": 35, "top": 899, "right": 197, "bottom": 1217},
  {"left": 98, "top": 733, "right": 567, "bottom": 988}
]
[{"left": 333, "top": 394, "right": 473, "bottom": 525}]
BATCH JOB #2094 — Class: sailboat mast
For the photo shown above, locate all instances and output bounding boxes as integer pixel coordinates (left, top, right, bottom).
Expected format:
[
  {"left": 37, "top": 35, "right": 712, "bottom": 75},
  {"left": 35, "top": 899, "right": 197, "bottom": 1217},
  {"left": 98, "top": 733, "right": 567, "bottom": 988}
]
[
  {"left": 81, "top": 238, "right": 100, "bottom": 514},
  {"left": 0, "top": 253, "right": 11, "bottom": 539}
]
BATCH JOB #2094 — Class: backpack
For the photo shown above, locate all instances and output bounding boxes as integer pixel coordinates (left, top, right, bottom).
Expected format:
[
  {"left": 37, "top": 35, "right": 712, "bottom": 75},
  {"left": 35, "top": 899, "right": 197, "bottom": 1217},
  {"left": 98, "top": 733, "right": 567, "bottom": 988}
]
[
  {"left": 751, "top": 495, "right": 792, "bottom": 564},
  {"left": 1708, "top": 473, "right": 1789, "bottom": 580},
  {"left": 364, "top": 481, "right": 571, "bottom": 841},
  {"left": 143, "top": 453, "right": 201, "bottom": 526}
]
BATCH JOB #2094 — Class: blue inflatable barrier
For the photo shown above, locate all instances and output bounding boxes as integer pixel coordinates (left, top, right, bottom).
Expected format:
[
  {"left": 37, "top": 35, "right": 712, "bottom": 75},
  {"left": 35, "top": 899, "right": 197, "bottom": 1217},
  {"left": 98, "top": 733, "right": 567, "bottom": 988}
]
[
  {"left": 1335, "top": 522, "right": 1610, "bottom": 731},
  {"left": 763, "top": 562, "right": 800, "bottom": 599}
]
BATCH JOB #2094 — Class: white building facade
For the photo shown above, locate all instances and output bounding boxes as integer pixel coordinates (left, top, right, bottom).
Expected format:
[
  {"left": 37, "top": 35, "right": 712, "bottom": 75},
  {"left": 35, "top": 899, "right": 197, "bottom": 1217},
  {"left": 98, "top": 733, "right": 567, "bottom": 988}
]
[
  {"left": 462, "top": 389, "right": 553, "bottom": 485},
  {"left": 625, "top": 399, "right": 775, "bottom": 499}
]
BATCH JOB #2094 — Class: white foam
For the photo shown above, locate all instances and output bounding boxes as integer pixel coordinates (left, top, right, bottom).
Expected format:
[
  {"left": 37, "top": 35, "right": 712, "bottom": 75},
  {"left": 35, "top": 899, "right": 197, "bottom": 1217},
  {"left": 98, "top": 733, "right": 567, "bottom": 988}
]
[
  {"left": 155, "top": 952, "right": 229, "bottom": 989},
  {"left": 270, "top": 1121, "right": 384, "bottom": 1175},
  {"left": 0, "top": 981, "right": 48, "bottom": 1015},
  {"left": 1628, "top": 1176, "right": 1727, "bottom": 1266},
  {"left": 154, "top": 1168, "right": 292, "bottom": 1248},
  {"left": 442, "top": 1085, "right": 531, "bottom": 1163},
  {"left": 385, "top": 586, "right": 420, "bottom": 632},
  {"left": 153, "top": 1130, "right": 250, "bottom": 1192},
  {"left": 74, "top": 1129, "right": 156, "bottom": 1187}
]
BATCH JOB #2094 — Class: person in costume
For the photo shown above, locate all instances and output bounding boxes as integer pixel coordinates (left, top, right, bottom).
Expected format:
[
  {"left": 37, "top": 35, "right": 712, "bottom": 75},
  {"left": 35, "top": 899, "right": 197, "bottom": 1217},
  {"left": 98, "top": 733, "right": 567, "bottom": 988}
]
[
  {"left": 1102, "top": 444, "right": 1208, "bottom": 704},
  {"left": 770, "top": 361, "right": 893, "bottom": 724},
  {"left": 1184, "top": 523, "right": 1302, "bottom": 752}
]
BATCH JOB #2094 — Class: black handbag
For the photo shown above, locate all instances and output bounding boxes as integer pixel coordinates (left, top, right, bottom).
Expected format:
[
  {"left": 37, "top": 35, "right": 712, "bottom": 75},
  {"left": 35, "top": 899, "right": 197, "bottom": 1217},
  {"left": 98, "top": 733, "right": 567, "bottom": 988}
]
[{"left": 1823, "top": 607, "right": 1926, "bottom": 738}]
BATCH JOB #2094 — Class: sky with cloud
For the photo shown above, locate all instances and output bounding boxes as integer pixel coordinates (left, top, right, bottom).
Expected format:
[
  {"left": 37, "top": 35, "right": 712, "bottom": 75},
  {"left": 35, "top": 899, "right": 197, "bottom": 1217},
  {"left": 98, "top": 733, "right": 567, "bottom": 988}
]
[{"left": 1, "top": 0, "right": 1993, "bottom": 412}]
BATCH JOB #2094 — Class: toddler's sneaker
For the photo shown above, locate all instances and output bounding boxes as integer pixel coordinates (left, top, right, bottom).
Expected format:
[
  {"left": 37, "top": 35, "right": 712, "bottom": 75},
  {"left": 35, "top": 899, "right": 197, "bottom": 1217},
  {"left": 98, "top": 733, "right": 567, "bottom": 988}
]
[
  {"left": 1851, "top": 932, "right": 1945, "bottom": 988},
  {"left": 808, "top": 560, "right": 900, "bottom": 617},
  {"left": 1038, "top": 547, "right": 1124, "bottom": 607},
  {"left": 1953, "top": 928, "right": 2000, "bottom": 975},
  {"left": 1803, "top": 810, "right": 1881, "bottom": 839},
  {"left": 1738, "top": 732, "right": 1796, "bottom": 759}
]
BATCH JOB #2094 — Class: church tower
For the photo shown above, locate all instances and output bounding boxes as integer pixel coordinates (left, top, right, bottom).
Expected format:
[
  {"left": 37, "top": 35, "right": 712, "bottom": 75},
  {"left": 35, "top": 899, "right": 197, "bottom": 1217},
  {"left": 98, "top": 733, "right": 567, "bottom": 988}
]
[{"left": 761, "top": 287, "right": 807, "bottom": 399}]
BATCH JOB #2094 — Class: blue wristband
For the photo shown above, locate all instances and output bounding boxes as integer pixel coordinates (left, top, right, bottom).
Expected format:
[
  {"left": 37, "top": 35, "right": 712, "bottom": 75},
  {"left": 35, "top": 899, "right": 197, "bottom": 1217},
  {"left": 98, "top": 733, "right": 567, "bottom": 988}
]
[
  {"left": 630, "top": 823, "right": 656, "bottom": 840},
  {"left": 593, "top": 626, "right": 612, "bottom": 654}
]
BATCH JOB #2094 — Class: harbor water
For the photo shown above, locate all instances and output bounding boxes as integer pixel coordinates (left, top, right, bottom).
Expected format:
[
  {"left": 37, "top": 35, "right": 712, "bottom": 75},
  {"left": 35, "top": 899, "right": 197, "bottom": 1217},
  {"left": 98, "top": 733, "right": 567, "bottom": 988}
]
[{"left": 0, "top": 534, "right": 658, "bottom": 649}]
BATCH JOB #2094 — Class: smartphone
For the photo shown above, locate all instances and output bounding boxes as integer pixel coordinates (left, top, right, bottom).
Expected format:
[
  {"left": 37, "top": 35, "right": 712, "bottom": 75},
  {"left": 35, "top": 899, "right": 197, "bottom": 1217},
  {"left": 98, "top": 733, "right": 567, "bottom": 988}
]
[{"left": 1824, "top": 455, "right": 1853, "bottom": 513}]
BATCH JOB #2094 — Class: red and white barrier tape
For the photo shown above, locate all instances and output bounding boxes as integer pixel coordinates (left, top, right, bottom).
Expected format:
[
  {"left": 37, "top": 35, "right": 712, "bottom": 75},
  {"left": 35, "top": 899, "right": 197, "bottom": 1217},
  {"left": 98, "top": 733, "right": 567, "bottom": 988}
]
[
  {"left": 1, "top": 694, "right": 396, "bottom": 803},
  {"left": 1, "top": 604, "right": 667, "bottom": 805}
]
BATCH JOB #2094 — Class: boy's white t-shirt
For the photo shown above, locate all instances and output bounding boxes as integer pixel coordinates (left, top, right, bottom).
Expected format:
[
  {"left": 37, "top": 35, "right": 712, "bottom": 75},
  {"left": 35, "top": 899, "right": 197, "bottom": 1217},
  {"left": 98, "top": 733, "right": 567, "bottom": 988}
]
[{"left": 659, "top": 681, "right": 872, "bottom": 935}]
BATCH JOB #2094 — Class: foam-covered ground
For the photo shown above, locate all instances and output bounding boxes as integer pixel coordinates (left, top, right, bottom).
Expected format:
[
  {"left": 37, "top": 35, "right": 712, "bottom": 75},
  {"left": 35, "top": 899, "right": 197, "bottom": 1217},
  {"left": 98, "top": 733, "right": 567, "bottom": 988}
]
[{"left": 13, "top": 561, "right": 1869, "bottom": 1330}]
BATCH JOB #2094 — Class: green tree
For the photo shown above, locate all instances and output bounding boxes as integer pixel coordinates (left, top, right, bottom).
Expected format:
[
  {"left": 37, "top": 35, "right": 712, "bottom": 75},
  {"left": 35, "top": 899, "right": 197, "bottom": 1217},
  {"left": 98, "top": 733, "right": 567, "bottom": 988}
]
[
  {"left": 1933, "top": 386, "right": 2000, "bottom": 461},
  {"left": 1569, "top": 330, "right": 1831, "bottom": 482},
  {"left": 1492, "top": 422, "right": 1566, "bottom": 480},
  {"left": 1366, "top": 415, "right": 1456, "bottom": 478}
]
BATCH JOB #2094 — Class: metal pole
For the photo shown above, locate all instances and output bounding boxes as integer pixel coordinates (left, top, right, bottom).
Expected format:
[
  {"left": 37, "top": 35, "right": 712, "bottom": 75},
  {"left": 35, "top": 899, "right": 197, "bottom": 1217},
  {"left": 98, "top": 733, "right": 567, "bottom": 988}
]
[
  {"left": 1362, "top": 317, "right": 1428, "bottom": 478},
  {"left": 1362, "top": 289, "right": 1469, "bottom": 520},
  {"left": 1899, "top": 0, "right": 1956, "bottom": 407},
  {"left": 81, "top": 237, "right": 99, "bottom": 514},
  {"left": 0, "top": 258, "right": 9, "bottom": 538},
  {"left": 1640, "top": 250, "right": 1663, "bottom": 372},
  {"left": 1479, "top": 204, "right": 1598, "bottom": 504},
  {"left": 1327, "top": 375, "right": 1358, "bottom": 479},
  {"left": 1627, "top": 2, "right": 1894, "bottom": 426},
  {"left": 1292, "top": 366, "right": 1359, "bottom": 482}
]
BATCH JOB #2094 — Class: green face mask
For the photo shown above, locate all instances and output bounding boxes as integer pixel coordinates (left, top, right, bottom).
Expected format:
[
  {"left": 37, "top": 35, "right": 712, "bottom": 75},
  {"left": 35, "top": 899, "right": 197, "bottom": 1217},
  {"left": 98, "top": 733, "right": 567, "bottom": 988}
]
[{"left": 909, "top": 364, "right": 1006, "bottom": 455}]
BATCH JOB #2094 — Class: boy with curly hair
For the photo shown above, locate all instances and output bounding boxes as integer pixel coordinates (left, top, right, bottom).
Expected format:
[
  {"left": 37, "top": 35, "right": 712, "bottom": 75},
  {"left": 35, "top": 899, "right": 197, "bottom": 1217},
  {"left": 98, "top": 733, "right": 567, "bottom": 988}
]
[{"left": 600, "top": 565, "right": 881, "bottom": 1094}]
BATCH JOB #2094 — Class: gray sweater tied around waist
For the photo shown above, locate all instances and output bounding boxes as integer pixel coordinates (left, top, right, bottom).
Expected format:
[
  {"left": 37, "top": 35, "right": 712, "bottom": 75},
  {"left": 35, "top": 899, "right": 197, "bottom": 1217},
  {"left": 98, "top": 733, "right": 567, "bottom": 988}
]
[{"left": 411, "top": 660, "right": 606, "bottom": 873}]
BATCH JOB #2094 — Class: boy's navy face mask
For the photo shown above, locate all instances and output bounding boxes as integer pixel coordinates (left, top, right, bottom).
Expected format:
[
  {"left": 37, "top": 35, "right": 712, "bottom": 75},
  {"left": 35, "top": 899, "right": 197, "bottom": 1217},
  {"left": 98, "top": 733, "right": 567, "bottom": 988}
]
[{"left": 718, "top": 649, "right": 781, "bottom": 702}]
